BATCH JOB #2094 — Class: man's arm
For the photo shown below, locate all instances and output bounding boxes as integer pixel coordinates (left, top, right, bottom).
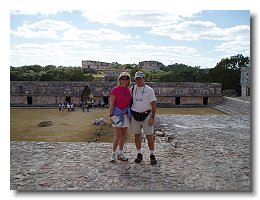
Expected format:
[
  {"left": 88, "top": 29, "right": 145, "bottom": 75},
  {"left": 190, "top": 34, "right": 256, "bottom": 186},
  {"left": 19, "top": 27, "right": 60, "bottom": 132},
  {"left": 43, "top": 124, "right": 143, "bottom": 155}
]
[
  {"left": 150, "top": 101, "right": 156, "bottom": 118},
  {"left": 149, "top": 100, "right": 156, "bottom": 126}
]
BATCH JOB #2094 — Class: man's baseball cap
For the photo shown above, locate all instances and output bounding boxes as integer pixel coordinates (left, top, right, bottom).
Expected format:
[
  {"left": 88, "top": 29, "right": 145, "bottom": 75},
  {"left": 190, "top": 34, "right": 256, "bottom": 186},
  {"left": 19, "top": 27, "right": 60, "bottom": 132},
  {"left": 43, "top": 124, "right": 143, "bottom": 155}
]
[{"left": 134, "top": 71, "right": 145, "bottom": 79}]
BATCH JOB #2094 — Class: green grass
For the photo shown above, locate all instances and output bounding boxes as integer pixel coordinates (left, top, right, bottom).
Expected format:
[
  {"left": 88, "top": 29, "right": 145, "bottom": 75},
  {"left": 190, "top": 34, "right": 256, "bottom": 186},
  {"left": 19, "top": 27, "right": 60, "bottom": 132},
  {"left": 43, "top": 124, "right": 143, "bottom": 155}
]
[{"left": 10, "top": 107, "right": 224, "bottom": 143}]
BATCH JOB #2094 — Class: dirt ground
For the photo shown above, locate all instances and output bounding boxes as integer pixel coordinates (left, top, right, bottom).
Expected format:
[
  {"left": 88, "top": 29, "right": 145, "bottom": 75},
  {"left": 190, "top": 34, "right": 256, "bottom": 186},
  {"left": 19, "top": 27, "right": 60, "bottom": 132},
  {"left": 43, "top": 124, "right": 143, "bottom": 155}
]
[{"left": 10, "top": 107, "right": 224, "bottom": 143}]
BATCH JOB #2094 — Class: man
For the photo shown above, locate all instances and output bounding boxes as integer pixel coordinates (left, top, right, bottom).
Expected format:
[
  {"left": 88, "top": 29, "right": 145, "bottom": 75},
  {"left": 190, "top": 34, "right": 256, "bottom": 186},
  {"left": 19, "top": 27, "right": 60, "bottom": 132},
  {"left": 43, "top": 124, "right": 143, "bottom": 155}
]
[{"left": 130, "top": 71, "right": 157, "bottom": 165}]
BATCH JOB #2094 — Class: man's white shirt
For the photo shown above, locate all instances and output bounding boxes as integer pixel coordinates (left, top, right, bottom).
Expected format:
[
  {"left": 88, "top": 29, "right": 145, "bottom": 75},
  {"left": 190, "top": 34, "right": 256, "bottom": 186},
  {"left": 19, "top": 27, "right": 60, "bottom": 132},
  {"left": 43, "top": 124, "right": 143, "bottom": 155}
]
[{"left": 131, "top": 84, "right": 157, "bottom": 112}]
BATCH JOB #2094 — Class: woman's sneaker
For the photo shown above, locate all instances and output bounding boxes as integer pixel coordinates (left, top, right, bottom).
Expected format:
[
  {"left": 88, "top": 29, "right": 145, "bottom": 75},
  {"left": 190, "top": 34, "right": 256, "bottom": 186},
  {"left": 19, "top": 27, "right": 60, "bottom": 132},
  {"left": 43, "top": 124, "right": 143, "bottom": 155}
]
[
  {"left": 109, "top": 153, "right": 116, "bottom": 163},
  {"left": 117, "top": 154, "right": 128, "bottom": 161},
  {"left": 134, "top": 153, "right": 143, "bottom": 163}
]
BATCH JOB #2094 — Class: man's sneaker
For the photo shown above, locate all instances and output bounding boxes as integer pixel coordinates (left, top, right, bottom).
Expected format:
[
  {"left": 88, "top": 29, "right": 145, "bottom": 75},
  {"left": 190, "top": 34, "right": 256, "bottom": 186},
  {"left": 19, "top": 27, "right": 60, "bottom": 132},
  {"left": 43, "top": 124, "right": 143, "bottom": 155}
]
[
  {"left": 134, "top": 153, "right": 143, "bottom": 163},
  {"left": 109, "top": 153, "right": 116, "bottom": 163},
  {"left": 117, "top": 154, "right": 128, "bottom": 161},
  {"left": 150, "top": 154, "right": 157, "bottom": 165}
]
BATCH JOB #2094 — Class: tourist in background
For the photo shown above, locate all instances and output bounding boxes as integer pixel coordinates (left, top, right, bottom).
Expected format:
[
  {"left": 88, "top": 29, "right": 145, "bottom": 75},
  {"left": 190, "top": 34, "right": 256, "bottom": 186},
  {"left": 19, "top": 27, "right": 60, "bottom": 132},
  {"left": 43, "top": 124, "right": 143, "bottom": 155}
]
[
  {"left": 61, "top": 102, "right": 65, "bottom": 111},
  {"left": 130, "top": 71, "right": 157, "bottom": 165},
  {"left": 58, "top": 103, "right": 61, "bottom": 111},
  {"left": 108, "top": 72, "right": 132, "bottom": 163}
]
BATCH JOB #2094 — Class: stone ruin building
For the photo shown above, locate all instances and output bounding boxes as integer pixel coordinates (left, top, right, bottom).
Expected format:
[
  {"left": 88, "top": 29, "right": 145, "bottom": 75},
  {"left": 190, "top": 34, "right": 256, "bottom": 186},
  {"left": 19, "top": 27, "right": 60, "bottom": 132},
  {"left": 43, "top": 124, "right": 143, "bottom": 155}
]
[
  {"left": 10, "top": 81, "right": 222, "bottom": 107},
  {"left": 82, "top": 60, "right": 112, "bottom": 70},
  {"left": 240, "top": 67, "right": 251, "bottom": 97},
  {"left": 138, "top": 61, "right": 165, "bottom": 71}
]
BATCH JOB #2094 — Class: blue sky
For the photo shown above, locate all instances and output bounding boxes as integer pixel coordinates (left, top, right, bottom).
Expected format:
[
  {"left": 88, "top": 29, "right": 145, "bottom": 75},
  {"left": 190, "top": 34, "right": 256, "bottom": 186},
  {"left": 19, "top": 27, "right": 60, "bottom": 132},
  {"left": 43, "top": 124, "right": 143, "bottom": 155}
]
[{"left": 10, "top": 9, "right": 250, "bottom": 69}]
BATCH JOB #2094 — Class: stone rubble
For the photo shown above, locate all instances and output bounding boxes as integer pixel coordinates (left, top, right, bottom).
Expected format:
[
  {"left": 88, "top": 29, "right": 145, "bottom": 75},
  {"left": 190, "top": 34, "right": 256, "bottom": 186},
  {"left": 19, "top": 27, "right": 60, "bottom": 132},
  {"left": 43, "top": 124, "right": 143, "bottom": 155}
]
[{"left": 11, "top": 113, "right": 251, "bottom": 191}]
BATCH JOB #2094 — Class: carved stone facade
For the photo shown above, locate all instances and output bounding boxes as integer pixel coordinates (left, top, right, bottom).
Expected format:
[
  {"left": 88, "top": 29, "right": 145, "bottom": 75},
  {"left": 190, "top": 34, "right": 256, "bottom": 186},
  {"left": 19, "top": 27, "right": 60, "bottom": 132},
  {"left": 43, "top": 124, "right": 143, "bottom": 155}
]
[
  {"left": 82, "top": 60, "right": 112, "bottom": 70},
  {"left": 240, "top": 67, "right": 251, "bottom": 96},
  {"left": 138, "top": 61, "right": 165, "bottom": 70},
  {"left": 10, "top": 81, "right": 222, "bottom": 106}
]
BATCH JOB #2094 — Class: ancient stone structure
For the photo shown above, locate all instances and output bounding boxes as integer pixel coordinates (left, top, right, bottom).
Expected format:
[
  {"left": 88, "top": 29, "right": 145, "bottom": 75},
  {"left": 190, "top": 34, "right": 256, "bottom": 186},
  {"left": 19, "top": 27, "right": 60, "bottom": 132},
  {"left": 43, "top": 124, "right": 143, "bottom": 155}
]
[
  {"left": 82, "top": 60, "right": 112, "bottom": 70},
  {"left": 240, "top": 67, "right": 251, "bottom": 97},
  {"left": 138, "top": 61, "right": 165, "bottom": 71},
  {"left": 10, "top": 81, "right": 222, "bottom": 107}
]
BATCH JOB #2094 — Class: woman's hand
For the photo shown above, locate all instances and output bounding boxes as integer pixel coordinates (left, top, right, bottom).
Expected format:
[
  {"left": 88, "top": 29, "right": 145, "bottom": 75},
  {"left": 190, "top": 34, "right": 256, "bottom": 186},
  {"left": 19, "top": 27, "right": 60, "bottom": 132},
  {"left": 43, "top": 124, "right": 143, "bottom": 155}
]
[{"left": 108, "top": 115, "right": 113, "bottom": 124}]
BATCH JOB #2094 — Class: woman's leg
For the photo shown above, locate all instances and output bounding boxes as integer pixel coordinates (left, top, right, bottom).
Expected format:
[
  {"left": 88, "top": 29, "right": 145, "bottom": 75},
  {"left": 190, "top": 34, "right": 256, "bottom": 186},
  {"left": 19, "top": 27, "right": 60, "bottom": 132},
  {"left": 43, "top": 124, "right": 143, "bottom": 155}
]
[
  {"left": 112, "top": 128, "right": 121, "bottom": 152},
  {"left": 110, "top": 128, "right": 121, "bottom": 162},
  {"left": 117, "top": 127, "right": 128, "bottom": 161},
  {"left": 118, "top": 127, "right": 127, "bottom": 151}
]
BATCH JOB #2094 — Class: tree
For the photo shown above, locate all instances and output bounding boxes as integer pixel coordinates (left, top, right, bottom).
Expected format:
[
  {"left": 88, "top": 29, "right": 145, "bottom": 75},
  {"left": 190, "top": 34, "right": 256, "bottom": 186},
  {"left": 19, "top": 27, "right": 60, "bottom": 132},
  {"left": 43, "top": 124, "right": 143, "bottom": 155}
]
[
  {"left": 44, "top": 65, "right": 56, "bottom": 71},
  {"left": 21, "top": 65, "right": 43, "bottom": 73},
  {"left": 208, "top": 54, "right": 250, "bottom": 95},
  {"left": 63, "top": 67, "right": 86, "bottom": 81},
  {"left": 158, "top": 64, "right": 208, "bottom": 82},
  {"left": 145, "top": 70, "right": 164, "bottom": 82},
  {"left": 130, "top": 66, "right": 143, "bottom": 78},
  {"left": 38, "top": 71, "right": 54, "bottom": 81}
]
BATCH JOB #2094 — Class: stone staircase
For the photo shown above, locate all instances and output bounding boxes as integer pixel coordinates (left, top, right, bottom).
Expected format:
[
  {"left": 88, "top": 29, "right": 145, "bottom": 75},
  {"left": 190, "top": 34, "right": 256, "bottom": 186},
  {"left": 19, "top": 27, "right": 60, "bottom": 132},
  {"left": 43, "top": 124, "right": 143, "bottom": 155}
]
[{"left": 210, "top": 96, "right": 250, "bottom": 115}]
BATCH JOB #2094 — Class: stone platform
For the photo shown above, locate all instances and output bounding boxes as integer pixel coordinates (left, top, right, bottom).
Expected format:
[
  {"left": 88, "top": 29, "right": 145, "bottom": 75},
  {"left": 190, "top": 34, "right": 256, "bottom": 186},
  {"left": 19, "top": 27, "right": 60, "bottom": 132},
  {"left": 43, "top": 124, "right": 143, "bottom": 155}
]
[{"left": 10, "top": 114, "right": 251, "bottom": 191}]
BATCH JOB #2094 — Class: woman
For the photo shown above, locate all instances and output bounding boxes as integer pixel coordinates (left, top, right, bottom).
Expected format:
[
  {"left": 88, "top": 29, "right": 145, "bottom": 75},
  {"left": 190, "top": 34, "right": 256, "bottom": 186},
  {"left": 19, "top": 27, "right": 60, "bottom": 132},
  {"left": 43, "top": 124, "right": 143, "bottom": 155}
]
[{"left": 109, "top": 72, "right": 131, "bottom": 163}]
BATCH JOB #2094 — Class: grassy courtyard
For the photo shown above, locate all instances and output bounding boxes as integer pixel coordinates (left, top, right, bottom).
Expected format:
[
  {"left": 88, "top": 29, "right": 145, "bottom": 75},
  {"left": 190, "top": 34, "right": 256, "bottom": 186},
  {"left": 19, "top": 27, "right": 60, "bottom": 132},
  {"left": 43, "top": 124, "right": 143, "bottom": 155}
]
[{"left": 10, "top": 107, "right": 224, "bottom": 143}]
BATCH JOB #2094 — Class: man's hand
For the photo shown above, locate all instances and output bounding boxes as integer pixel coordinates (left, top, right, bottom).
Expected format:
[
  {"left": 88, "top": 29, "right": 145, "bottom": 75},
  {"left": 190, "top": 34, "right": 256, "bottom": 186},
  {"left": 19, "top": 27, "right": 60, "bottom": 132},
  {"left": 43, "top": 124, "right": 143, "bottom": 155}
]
[{"left": 148, "top": 117, "right": 155, "bottom": 126}]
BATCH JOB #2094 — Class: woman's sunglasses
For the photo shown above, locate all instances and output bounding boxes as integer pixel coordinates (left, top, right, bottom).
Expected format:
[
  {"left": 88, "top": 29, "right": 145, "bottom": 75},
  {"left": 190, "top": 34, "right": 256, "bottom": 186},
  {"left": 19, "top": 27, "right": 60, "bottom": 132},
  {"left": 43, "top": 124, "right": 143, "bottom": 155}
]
[{"left": 120, "top": 76, "right": 130, "bottom": 80}]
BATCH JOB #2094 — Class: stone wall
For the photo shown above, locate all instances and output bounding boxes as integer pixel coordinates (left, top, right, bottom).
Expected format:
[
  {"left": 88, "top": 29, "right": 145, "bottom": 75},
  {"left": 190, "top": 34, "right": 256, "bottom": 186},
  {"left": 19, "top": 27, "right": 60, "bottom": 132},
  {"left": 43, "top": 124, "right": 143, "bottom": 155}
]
[
  {"left": 240, "top": 67, "right": 251, "bottom": 97},
  {"left": 10, "top": 81, "right": 222, "bottom": 106}
]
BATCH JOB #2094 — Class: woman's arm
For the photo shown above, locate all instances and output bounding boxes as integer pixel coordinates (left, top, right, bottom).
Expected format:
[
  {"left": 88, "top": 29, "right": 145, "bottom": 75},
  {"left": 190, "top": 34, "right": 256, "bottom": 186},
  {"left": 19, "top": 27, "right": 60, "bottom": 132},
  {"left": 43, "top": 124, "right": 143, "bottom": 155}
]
[{"left": 109, "top": 94, "right": 116, "bottom": 116}]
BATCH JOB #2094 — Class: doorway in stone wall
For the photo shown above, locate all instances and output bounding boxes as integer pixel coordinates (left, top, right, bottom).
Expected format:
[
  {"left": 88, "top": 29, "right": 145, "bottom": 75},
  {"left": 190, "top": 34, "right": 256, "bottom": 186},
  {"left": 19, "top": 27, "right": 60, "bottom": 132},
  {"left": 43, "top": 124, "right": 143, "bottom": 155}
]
[
  {"left": 27, "top": 96, "right": 32, "bottom": 105},
  {"left": 175, "top": 97, "right": 180, "bottom": 105},
  {"left": 66, "top": 97, "right": 71, "bottom": 104},
  {"left": 247, "top": 88, "right": 250, "bottom": 96},
  {"left": 203, "top": 97, "right": 208, "bottom": 105},
  {"left": 81, "top": 85, "right": 91, "bottom": 102}
]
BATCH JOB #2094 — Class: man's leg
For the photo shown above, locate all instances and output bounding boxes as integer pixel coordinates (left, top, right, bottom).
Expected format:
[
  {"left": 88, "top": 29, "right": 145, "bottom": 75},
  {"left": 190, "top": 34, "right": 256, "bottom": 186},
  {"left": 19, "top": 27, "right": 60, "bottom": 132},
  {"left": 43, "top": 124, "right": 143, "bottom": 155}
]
[
  {"left": 135, "top": 133, "right": 142, "bottom": 150},
  {"left": 146, "top": 135, "right": 157, "bottom": 165},
  {"left": 130, "top": 117, "right": 143, "bottom": 163},
  {"left": 133, "top": 133, "right": 142, "bottom": 163},
  {"left": 146, "top": 135, "right": 155, "bottom": 152}
]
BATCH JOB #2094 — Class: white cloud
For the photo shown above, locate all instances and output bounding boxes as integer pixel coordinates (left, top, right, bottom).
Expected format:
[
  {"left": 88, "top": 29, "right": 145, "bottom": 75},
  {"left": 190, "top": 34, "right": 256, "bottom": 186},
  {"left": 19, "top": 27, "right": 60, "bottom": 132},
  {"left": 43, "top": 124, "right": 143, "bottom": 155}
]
[
  {"left": 11, "top": 40, "right": 101, "bottom": 67},
  {"left": 11, "top": 19, "right": 74, "bottom": 39},
  {"left": 224, "top": 25, "right": 250, "bottom": 41},
  {"left": 126, "top": 43, "right": 197, "bottom": 55},
  {"left": 123, "top": 43, "right": 219, "bottom": 67},
  {"left": 149, "top": 21, "right": 250, "bottom": 41},
  {"left": 63, "top": 28, "right": 132, "bottom": 42},
  {"left": 215, "top": 40, "right": 250, "bottom": 55},
  {"left": 81, "top": 10, "right": 199, "bottom": 27},
  {"left": 10, "top": 9, "right": 64, "bottom": 16},
  {"left": 11, "top": 18, "right": 132, "bottom": 42}
]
